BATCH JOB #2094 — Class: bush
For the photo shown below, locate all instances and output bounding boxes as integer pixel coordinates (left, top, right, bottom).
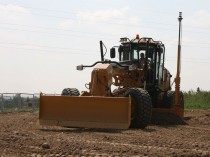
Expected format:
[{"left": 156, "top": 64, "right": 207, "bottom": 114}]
[{"left": 184, "top": 90, "right": 210, "bottom": 109}]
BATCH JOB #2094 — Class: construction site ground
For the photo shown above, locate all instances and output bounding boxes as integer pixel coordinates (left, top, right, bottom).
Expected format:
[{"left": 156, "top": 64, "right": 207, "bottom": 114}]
[{"left": 0, "top": 110, "right": 210, "bottom": 157}]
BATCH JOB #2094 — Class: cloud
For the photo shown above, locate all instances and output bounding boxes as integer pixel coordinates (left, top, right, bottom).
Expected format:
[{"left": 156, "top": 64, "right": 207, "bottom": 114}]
[
  {"left": 59, "top": 20, "right": 74, "bottom": 30},
  {"left": 58, "top": 8, "right": 132, "bottom": 30},
  {"left": 58, "top": 7, "right": 141, "bottom": 35},
  {"left": 0, "top": 4, "right": 29, "bottom": 13},
  {"left": 0, "top": 4, "right": 30, "bottom": 22},
  {"left": 185, "top": 10, "right": 210, "bottom": 28},
  {"left": 76, "top": 7, "right": 130, "bottom": 22}
]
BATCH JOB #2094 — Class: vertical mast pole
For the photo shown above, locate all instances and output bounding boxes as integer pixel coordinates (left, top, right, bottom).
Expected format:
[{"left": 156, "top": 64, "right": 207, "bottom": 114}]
[{"left": 175, "top": 12, "right": 183, "bottom": 105}]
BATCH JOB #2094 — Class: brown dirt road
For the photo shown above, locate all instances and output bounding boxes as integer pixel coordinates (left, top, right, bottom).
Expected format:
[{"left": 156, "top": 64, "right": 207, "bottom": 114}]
[{"left": 0, "top": 110, "right": 210, "bottom": 157}]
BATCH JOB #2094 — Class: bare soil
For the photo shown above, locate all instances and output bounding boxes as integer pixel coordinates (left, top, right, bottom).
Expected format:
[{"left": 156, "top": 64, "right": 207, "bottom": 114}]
[{"left": 0, "top": 110, "right": 210, "bottom": 157}]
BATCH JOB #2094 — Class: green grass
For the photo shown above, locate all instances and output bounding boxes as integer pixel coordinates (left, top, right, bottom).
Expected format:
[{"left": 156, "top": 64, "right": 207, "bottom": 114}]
[
  {"left": 0, "top": 107, "right": 39, "bottom": 113},
  {"left": 184, "top": 90, "right": 210, "bottom": 109}
]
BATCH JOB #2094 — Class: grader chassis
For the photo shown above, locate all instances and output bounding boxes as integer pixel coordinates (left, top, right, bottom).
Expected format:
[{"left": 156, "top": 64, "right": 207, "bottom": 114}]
[{"left": 39, "top": 12, "right": 184, "bottom": 129}]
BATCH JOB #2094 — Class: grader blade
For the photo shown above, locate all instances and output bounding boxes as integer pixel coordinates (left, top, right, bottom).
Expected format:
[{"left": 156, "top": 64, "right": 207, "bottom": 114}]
[{"left": 39, "top": 95, "right": 131, "bottom": 129}]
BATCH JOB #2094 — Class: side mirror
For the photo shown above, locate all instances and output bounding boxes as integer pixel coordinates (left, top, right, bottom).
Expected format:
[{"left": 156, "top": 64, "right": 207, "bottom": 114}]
[
  {"left": 110, "top": 48, "right": 116, "bottom": 58},
  {"left": 76, "top": 65, "right": 83, "bottom": 71}
]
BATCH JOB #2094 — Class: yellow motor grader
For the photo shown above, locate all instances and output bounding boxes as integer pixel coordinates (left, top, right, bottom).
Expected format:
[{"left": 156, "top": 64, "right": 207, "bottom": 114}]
[{"left": 39, "top": 12, "right": 184, "bottom": 129}]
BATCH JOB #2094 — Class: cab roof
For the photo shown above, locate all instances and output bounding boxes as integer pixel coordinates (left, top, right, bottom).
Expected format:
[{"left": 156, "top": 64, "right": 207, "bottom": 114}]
[{"left": 120, "top": 37, "right": 164, "bottom": 47}]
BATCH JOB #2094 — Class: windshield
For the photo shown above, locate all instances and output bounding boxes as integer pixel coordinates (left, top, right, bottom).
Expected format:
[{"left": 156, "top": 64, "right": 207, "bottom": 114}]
[
  {"left": 119, "top": 45, "right": 156, "bottom": 68},
  {"left": 120, "top": 46, "right": 148, "bottom": 61}
]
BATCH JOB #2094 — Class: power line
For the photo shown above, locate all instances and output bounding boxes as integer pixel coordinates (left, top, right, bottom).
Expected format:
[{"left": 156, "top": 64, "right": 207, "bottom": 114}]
[
  {"left": 0, "top": 3, "right": 176, "bottom": 20},
  {"left": 1, "top": 4, "right": 210, "bottom": 34},
  {"left": 166, "top": 43, "right": 210, "bottom": 49},
  {"left": 183, "top": 41, "right": 210, "bottom": 45},
  {"left": 0, "top": 3, "right": 210, "bottom": 33},
  {"left": 0, "top": 43, "right": 210, "bottom": 63},
  {"left": 1, "top": 24, "right": 210, "bottom": 44},
  {"left": 0, "top": 23, "right": 119, "bottom": 37},
  {"left": 182, "top": 44, "right": 210, "bottom": 49},
  {"left": 3, "top": 3, "right": 175, "bottom": 16},
  {"left": 1, "top": 23, "right": 210, "bottom": 46},
  {"left": 166, "top": 58, "right": 210, "bottom": 64},
  {"left": 1, "top": 3, "right": 210, "bottom": 31},
  {"left": 0, "top": 45, "right": 99, "bottom": 56},
  {"left": 0, "top": 27, "right": 115, "bottom": 40},
  {"left": 0, "top": 40, "right": 210, "bottom": 55},
  {"left": 0, "top": 41, "right": 97, "bottom": 52},
  {"left": 2, "top": 22, "right": 210, "bottom": 41},
  {"left": 167, "top": 56, "right": 210, "bottom": 61}
]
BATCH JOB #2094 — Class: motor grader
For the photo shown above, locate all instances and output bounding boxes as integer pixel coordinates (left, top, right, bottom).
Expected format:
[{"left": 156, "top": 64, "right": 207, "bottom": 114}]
[{"left": 39, "top": 12, "right": 184, "bottom": 129}]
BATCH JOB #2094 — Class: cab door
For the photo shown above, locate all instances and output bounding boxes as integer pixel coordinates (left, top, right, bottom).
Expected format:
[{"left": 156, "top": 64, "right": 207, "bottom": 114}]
[{"left": 157, "top": 47, "right": 164, "bottom": 85}]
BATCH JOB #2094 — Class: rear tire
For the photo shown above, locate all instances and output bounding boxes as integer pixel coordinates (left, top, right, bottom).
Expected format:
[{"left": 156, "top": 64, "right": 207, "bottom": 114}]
[
  {"left": 162, "top": 91, "right": 184, "bottom": 108},
  {"left": 162, "top": 91, "right": 175, "bottom": 108},
  {"left": 61, "top": 88, "right": 80, "bottom": 96},
  {"left": 125, "top": 88, "right": 152, "bottom": 128}
]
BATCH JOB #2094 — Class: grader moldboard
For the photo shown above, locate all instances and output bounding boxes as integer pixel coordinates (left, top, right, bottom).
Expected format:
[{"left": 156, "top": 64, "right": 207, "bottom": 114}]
[{"left": 39, "top": 12, "right": 184, "bottom": 129}]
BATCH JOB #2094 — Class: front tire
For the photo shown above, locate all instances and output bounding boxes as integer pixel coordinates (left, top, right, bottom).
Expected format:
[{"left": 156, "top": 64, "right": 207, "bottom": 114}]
[
  {"left": 125, "top": 88, "right": 152, "bottom": 128},
  {"left": 61, "top": 88, "right": 80, "bottom": 96}
]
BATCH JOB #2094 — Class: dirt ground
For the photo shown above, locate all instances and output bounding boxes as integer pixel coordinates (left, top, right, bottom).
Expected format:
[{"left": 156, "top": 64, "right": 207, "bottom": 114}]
[{"left": 0, "top": 110, "right": 210, "bottom": 157}]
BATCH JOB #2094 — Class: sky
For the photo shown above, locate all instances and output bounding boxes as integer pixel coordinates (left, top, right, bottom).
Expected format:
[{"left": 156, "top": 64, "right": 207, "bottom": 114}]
[{"left": 0, "top": 0, "right": 210, "bottom": 94}]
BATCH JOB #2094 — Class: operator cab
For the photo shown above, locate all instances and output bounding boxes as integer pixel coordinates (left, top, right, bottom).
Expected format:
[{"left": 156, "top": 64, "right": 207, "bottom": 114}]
[{"left": 110, "top": 35, "right": 165, "bottom": 87}]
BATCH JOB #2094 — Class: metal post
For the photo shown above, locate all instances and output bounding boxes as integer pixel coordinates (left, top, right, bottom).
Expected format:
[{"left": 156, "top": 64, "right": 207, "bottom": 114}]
[
  {"left": 0, "top": 94, "right": 4, "bottom": 112},
  {"left": 18, "top": 93, "right": 21, "bottom": 110},
  {"left": 32, "top": 94, "right": 35, "bottom": 109}
]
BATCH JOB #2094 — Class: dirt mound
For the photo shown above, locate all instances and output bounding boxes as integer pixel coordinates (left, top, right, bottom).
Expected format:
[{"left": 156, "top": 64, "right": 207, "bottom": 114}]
[
  {"left": 151, "top": 112, "right": 187, "bottom": 126},
  {"left": 0, "top": 110, "right": 210, "bottom": 156}
]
